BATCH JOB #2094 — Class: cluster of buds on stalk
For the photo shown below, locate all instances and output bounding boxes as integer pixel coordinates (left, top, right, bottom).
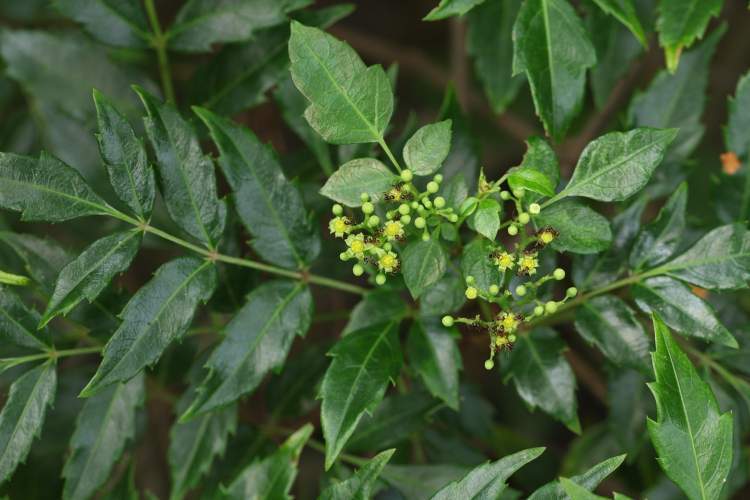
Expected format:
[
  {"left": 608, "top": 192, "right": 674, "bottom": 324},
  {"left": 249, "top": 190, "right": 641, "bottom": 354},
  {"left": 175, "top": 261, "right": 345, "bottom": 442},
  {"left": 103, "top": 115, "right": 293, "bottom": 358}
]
[{"left": 328, "top": 168, "right": 457, "bottom": 285}]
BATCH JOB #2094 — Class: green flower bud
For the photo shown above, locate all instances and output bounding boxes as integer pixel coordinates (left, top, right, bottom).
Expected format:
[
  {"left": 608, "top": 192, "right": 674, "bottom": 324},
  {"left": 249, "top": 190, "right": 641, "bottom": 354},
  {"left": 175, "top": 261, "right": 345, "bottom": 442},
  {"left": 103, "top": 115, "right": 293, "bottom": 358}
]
[
  {"left": 386, "top": 210, "right": 395, "bottom": 219},
  {"left": 339, "top": 252, "right": 349, "bottom": 261},
  {"left": 465, "top": 275, "right": 475, "bottom": 285},
  {"left": 411, "top": 201, "right": 419, "bottom": 209},
  {"left": 465, "top": 286, "right": 478, "bottom": 300},
  {"left": 512, "top": 188, "right": 525, "bottom": 198},
  {"left": 375, "top": 273, "right": 386, "bottom": 285},
  {"left": 566, "top": 287, "right": 578, "bottom": 298},
  {"left": 434, "top": 196, "right": 446, "bottom": 209},
  {"left": 427, "top": 181, "right": 439, "bottom": 193},
  {"left": 489, "top": 284, "right": 500, "bottom": 295},
  {"left": 500, "top": 190, "right": 511, "bottom": 200},
  {"left": 508, "top": 334, "right": 517, "bottom": 343},
  {"left": 545, "top": 301, "right": 558, "bottom": 314},
  {"left": 507, "top": 225, "right": 519, "bottom": 236},
  {"left": 398, "top": 203, "right": 410, "bottom": 215},
  {"left": 362, "top": 202, "right": 374, "bottom": 215},
  {"left": 352, "top": 264, "right": 364, "bottom": 276},
  {"left": 518, "top": 212, "right": 530, "bottom": 224},
  {"left": 332, "top": 204, "right": 343, "bottom": 215},
  {"left": 414, "top": 217, "right": 426, "bottom": 229},
  {"left": 534, "top": 305, "right": 544, "bottom": 316},
  {"left": 422, "top": 232, "right": 430, "bottom": 241},
  {"left": 400, "top": 214, "right": 411, "bottom": 225},
  {"left": 529, "top": 203, "right": 541, "bottom": 215},
  {"left": 360, "top": 192, "right": 370, "bottom": 202},
  {"left": 423, "top": 198, "right": 433, "bottom": 209},
  {"left": 383, "top": 242, "right": 392, "bottom": 251},
  {"left": 368, "top": 215, "right": 380, "bottom": 227},
  {"left": 449, "top": 214, "right": 458, "bottom": 222},
  {"left": 553, "top": 268, "right": 566, "bottom": 280},
  {"left": 484, "top": 359, "right": 495, "bottom": 370},
  {"left": 515, "top": 285, "right": 527, "bottom": 296},
  {"left": 401, "top": 169, "right": 413, "bottom": 182},
  {"left": 442, "top": 315, "right": 454, "bottom": 327},
  {"left": 434, "top": 174, "right": 443, "bottom": 183}
]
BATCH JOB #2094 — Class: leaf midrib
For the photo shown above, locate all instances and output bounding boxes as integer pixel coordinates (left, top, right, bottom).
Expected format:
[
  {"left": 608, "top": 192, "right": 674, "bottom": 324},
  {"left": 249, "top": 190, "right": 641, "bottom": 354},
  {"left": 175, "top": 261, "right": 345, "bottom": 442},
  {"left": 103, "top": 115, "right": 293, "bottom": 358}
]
[
  {"left": 2, "top": 176, "right": 111, "bottom": 217},
  {"left": 0, "top": 303, "right": 48, "bottom": 351}
]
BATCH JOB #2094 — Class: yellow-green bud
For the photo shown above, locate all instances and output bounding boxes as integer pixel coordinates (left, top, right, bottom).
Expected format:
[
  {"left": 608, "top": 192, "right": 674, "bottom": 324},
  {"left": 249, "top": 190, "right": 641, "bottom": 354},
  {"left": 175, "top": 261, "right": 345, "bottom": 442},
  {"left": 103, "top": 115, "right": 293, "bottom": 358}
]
[
  {"left": 512, "top": 188, "right": 525, "bottom": 198},
  {"left": 465, "top": 286, "right": 478, "bottom": 300},
  {"left": 508, "top": 225, "right": 519, "bottom": 236},
  {"left": 518, "top": 212, "right": 530, "bottom": 224},
  {"left": 386, "top": 210, "right": 395, "bottom": 219},
  {"left": 508, "top": 334, "right": 517, "bottom": 343},
  {"left": 422, "top": 232, "right": 430, "bottom": 241},
  {"left": 362, "top": 202, "right": 374, "bottom": 214},
  {"left": 566, "top": 287, "right": 578, "bottom": 298},
  {"left": 500, "top": 190, "right": 511, "bottom": 200},
  {"left": 352, "top": 264, "right": 364, "bottom": 276},
  {"left": 368, "top": 215, "right": 380, "bottom": 226},
  {"left": 434, "top": 174, "right": 443, "bottom": 183},
  {"left": 401, "top": 169, "right": 413, "bottom": 182},
  {"left": 553, "top": 268, "right": 566, "bottom": 280},
  {"left": 414, "top": 217, "right": 426, "bottom": 229},
  {"left": 545, "top": 301, "right": 558, "bottom": 314},
  {"left": 434, "top": 196, "right": 446, "bottom": 209},
  {"left": 375, "top": 274, "right": 386, "bottom": 285},
  {"left": 360, "top": 192, "right": 370, "bottom": 202},
  {"left": 489, "top": 284, "right": 500, "bottom": 295},
  {"left": 400, "top": 214, "right": 411, "bottom": 225},
  {"left": 465, "top": 275, "right": 475, "bottom": 285},
  {"left": 529, "top": 203, "right": 541, "bottom": 215},
  {"left": 442, "top": 315, "right": 454, "bottom": 327},
  {"left": 411, "top": 201, "right": 419, "bottom": 209},
  {"left": 332, "top": 204, "right": 343, "bottom": 215},
  {"left": 534, "top": 305, "right": 544, "bottom": 316},
  {"left": 484, "top": 359, "right": 495, "bottom": 370},
  {"left": 515, "top": 285, "right": 527, "bottom": 296},
  {"left": 449, "top": 214, "right": 458, "bottom": 222},
  {"left": 398, "top": 203, "right": 410, "bottom": 215},
  {"left": 427, "top": 181, "right": 439, "bottom": 193},
  {"left": 423, "top": 198, "right": 433, "bottom": 209},
  {"left": 339, "top": 252, "right": 349, "bottom": 261},
  {"left": 383, "top": 242, "right": 392, "bottom": 251}
]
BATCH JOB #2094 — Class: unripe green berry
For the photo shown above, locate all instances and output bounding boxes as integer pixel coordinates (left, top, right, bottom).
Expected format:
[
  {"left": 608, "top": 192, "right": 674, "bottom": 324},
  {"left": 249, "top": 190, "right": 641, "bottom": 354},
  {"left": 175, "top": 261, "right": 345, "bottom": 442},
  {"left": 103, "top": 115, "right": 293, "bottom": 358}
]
[
  {"left": 368, "top": 215, "right": 380, "bottom": 227},
  {"left": 489, "top": 284, "right": 500, "bottom": 295},
  {"left": 398, "top": 204, "right": 410, "bottom": 215},
  {"left": 566, "top": 287, "right": 578, "bottom": 298},
  {"left": 339, "top": 252, "right": 349, "bottom": 261},
  {"left": 518, "top": 212, "right": 530, "bottom": 224},
  {"left": 512, "top": 188, "right": 525, "bottom": 198},
  {"left": 386, "top": 210, "right": 395, "bottom": 219},
  {"left": 375, "top": 273, "right": 386, "bottom": 285},
  {"left": 465, "top": 286, "right": 478, "bottom": 300},
  {"left": 553, "top": 268, "right": 566, "bottom": 280},
  {"left": 360, "top": 192, "right": 370, "bottom": 202},
  {"left": 401, "top": 169, "right": 413, "bottom": 182},
  {"left": 465, "top": 275, "right": 475, "bottom": 285},
  {"left": 411, "top": 201, "right": 419, "bottom": 209},
  {"left": 417, "top": 207, "right": 427, "bottom": 216},
  {"left": 500, "top": 190, "right": 511, "bottom": 200},
  {"left": 442, "top": 315, "right": 454, "bottom": 327},
  {"left": 422, "top": 199, "right": 433, "bottom": 209},
  {"left": 421, "top": 232, "right": 430, "bottom": 241},
  {"left": 508, "top": 334, "right": 517, "bottom": 343},
  {"left": 352, "top": 264, "right": 364, "bottom": 276},
  {"left": 515, "top": 285, "right": 527, "bottom": 296},
  {"left": 332, "top": 204, "right": 343, "bottom": 215},
  {"left": 529, "top": 203, "right": 541, "bottom": 215},
  {"left": 400, "top": 214, "right": 411, "bottom": 225},
  {"left": 427, "top": 181, "right": 439, "bottom": 193},
  {"left": 534, "top": 305, "right": 544, "bottom": 316},
  {"left": 484, "top": 359, "right": 495, "bottom": 370},
  {"left": 362, "top": 202, "right": 374, "bottom": 214},
  {"left": 414, "top": 217, "right": 426, "bottom": 229},
  {"left": 434, "top": 196, "right": 446, "bottom": 209},
  {"left": 434, "top": 174, "right": 443, "bottom": 183},
  {"left": 545, "top": 301, "right": 558, "bottom": 314},
  {"left": 449, "top": 214, "right": 458, "bottom": 222},
  {"left": 383, "top": 242, "right": 392, "bottom": 251},
  {"left": 507, "top": 225, "right": 519, "bottom": 236}
]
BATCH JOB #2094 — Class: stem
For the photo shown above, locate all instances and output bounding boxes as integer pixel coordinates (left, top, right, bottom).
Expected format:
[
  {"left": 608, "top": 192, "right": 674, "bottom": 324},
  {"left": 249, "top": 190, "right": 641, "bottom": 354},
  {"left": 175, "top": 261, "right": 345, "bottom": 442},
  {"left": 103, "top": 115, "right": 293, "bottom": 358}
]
[
  {"left": 144, "top": 0, "right": 176, "bottom": 104},
  {"left": 379, "top": 139, "right": 403, "bottom": 172}
]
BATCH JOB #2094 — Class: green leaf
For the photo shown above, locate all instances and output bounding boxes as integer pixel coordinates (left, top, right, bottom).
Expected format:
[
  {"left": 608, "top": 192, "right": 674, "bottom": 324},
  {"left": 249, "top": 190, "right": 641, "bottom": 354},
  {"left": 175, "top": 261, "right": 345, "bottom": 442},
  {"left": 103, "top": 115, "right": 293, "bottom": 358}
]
[
  {"left": 382, "top": 464, "right": 470, "bottom": 500},
  {"left": 166, "top": 0, "right": 309, "bottom": 52},
  {"left": 55, "top": 0, "right": 150, "bottom": 48},
  {"left": 348, "top": 392, "right": 437, "bottom": 453},
  {"left": 632, "top": 277, "right": 737, "bottom": 348},
  {"left": 402, "top": 120, "right": 452, "bottom": 175},
  {"left": 401, "top": 239, "right": 449, "bottom": 299},
  {"left": 507, "top": 168, "right": 556, "bottom": 198},
  {"left": 80, "top": 257, "right": 217, "bottom": 396},
  {"left": 558, "top": 478, "right": 607, "bottom": 500},
  {"left": 574, "top": 295, "right": 651, "bottom": 372},
  {"left": 470, "top": 198, "right": 502, "bottom": 240},
  {"left": 0, "top": 361, "right": 56, "bottom": 484},
  {"left": 40, "top": 230, "right": 142, "bottom": 328},
  {"left": 658, "top": 224, "right": 750, "bottom": 290},
  {"left": 195, "top": 107, "right": 320, "bottom": 269},
  {"left": 320, "top": 158, "right": 398, "bottom": 207},
  {"left": 607, "top": 369, "right": 650, "bottom": 458},
  {"left": 556, "top": 128, "right": 678, "bottom": 202},
  {"left": 656, "top": 0, "right": 722, "bottom": 72},
  {"left": 408, "top": 319, "right": 462, "bottom": 410},
  {"left": 503, "top": 328, "right": 580, "bottom": 433},
  {"left": 590, "top": 0, "right": 647, "bottom": 46},
  {"left": 725, "top": 71, "right": 750, "bottom": 159},
  {"left": 343, "top": 290, "right": 408, "bottom": 335},
  {"left": 647, "top": 315, "right": 733, "bottom": 500},
  {"left": 461, "top": 238, "right": 501, "bottom": 294},
  {"left": 438, "top": 88, "right": 480, "bottom": 188},
  {"left": 93, "top": 89, "right": 155, "bottom": 218},
  {"left": 0, "top": 232, "right": 70, "bottom": 294},
  {"left": 169, "top": 393, "right": 236, "bottom": 499},
  {"left": 319, "top": 449, "right": 394, "bottom": 500},
  {"left": 512, "top": 136, "right": 560, "bottom": 202},
  {"left": 424, "top": 0, "right": 487, "bottom": 20},
  {"left": 182, "top": 281, "right": 312, "bottom": 419},
  {"left": 321, "top": 322, "right": 402, "bottom": 469},
  {"left": 0, "top": 152, "right": 111, "bottom": 222},
  {"left": 467, "top": 0, "right": 524, "bottom": 114},
  {"left": 134, "top": 87, "right": 225, "bottom": 247},
  {"left": 512, "top": 0, "right": 596, "bottom": 140},
  {"left": 289, "top": 22, "right": 393, "bottom": 145},
  {"left": 62, "top": 374, "right": 144, "bottom": 500},
  {"left": 0, "top": 287, "right": 50, "bottom": 350},
  {"left": 528, "top": 454, "right": 627, "bottom": 500},
  {"left": 430, "top": 447, "right": 545, "bottom": 499},
  {"left": 629, "top": 183, "right": 687, "bottom": 270},
  {"left": 535, "top": 199, "right": 612, "bottom": 254},
  {"left": 221, "top": 424, "right": 312, "bottom": 499}
]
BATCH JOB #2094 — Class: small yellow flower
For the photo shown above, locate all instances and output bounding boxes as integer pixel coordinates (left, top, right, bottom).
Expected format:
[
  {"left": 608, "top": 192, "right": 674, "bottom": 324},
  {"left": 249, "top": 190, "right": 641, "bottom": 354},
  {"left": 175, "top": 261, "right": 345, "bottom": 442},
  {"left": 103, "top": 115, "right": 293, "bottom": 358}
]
[
  {"left": 378, "top": 251, "right": 399, "bottom": 273},
  {"left": 329, "top": 216, "right": 351, "bottom": 238},
  {"left": 518, "top": 252, "right": 539, "bottom": 275},
  {"left": 537, "top": 227, "right": 558, "bottom": 246},
  {"left": 498, "top": 312, "right": 521, "bottom": 333},
  {"left": 345, "top": 233, "right": 367, "bottom": 258},
  {"left": 493, "top": 251, "right": 515, "bottom": 272},
  {"left": 383, "top": 220, "right": 404, "bottom": 240}
]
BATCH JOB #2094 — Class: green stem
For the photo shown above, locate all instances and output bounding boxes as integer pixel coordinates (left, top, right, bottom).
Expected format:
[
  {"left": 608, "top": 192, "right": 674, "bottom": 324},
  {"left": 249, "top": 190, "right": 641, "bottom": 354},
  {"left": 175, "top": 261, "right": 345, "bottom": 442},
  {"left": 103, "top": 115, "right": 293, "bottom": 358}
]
[
  {"left": 1, "top": 346, "right": 102, "bottom": 368},
  {"left": 379, "top": 139, "right": 403, "bottom": 173},
  {"left": 144, "top": 0, "right": 176, "bottom": 104}
]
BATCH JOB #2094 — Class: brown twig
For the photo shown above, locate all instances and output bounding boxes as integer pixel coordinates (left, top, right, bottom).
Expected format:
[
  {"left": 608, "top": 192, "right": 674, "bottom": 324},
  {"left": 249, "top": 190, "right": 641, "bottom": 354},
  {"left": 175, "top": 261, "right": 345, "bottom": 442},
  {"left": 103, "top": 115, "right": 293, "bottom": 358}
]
[{"left": 564, "top": 349, "right": 608, "bottom": 404}]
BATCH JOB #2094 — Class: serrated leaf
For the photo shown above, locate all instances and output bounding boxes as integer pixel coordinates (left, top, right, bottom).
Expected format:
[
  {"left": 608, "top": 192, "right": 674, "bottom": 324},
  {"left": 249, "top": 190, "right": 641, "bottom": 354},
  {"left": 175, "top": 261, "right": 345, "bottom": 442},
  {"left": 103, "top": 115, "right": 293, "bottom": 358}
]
[
  {"left": 424, "top": 0, "right": 486, "bottom": 20},
  {"left": 0, "top": 287, "right": 50, "bottom": 350},
  {"left": 40, "top": 230, "right": 141, "bottom": 328},
  {"left": 319, "top": 448, "right": 394, "bottom": 500},
  {"left": 167, "top": 0, "right": 310, "bottom": 53},
  {"left": 55, "top": 0, "right": 150, "bottom": 48},
  {"left": 430, "top": 447, "right": 545, "bottom": 499},
  {"left": 419, "top": 267, "right": 466, "bottom": 317},
  {"left": 558, "top": 478, "right": 607, "bottom": 500},
  {"left": 182, "top": 280, "right": 312, "bottom": 418},
  {"left": 195, "top": 107, "right": 320, "bottom": 269},
  {"left": 469, "top": 198, "right": 502, "bottom": 240},
  {"left": 320, "top": 158, "right": 398, "bottom": 207},
  {"left": 629, "top": 183, "right": 687, "bottom": 270},
  {"left": 134, "top": 87, "right": 224, "bottom": 247},
  {"left": 657, "top": 0, "right": 722, "bottom": 72},
  {"left": 529, "top": 453, "right": 627, "bottom": 500},
  {"left": 401, "top": 239, "right": 448, "bottom": 299},
  {"left": 647, "top": 315, "right": 733, "bottom": 500},
  {"left": 0, "top": 232, "right": 70, "bottom": 293},
  {"left": 512, "top": 0, "right": 596, "bottom": 140},
  {"left": 657, "top": 224, "right": 750, "bottom": 290},
  {"left": 221, "top": 424, "right": 312, "bottom": 499},
  {"left": 725, "top": 71, "right": 750, "bottom": 159},
  {"left": 0, "top": 152, "right": 112, "bottom": 222},
  {"left": 467, "top": 0, "right": 524, "bottom": 113},
  {"left": 408, "top": 319, "right": 462, "bottom": 410},
  {"left": 80, "top": 257, "right": 217, "bottom": 396},
  {"left": 503, "top": 328, "right": 580, "bottom": 433},
  {"left": 289, "top": 22, "right": 393, "bottom": 145},
  {"left": 402, "top": 120, "right": 452, "bottom": 175},
  {"left": 632, "top": 277, "right": 736, "bottom": 348},
  {"left": 321, "top": 322, "right": 402, "bottom": 469},
  {"left": 382, "top": 464, "right": 470, "bottom": 500},
  {"left": 93, "top": 89, "right": 155, "bottom": 218},
  {"left": 607, "top": 369, "right": 650, "bottom": 458},
  {"left": 590, "top": 0, "right": 647, "bottom": 47},
  {"left": 62, "top": 374, "right": 144, "bottom": 500},
  {"left": 461, "top": 238, "right": 501, "bottom": 294},
  {"left": 555, "top": 128, "right": 678, "bottom": 202},
  {"left": 574, "top": 295, "right": 651, "bottom": 371},
  {"left": 0, "top": 361, "right": 56, "bottom": 484},
  {"left": 536, "top": 199, "right": 612, "bottom": 254}
]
